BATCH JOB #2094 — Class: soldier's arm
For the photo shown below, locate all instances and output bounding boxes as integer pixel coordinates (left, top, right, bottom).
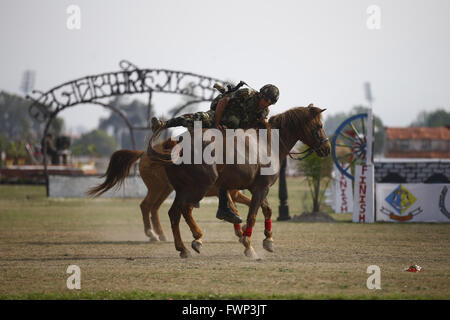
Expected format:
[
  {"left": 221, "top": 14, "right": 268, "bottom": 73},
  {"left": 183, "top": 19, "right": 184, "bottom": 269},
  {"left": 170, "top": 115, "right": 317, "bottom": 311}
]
[
  {"left": 255, "top": 109, "right": 270, "bottom": 128},
  {"left": 214, "top": 96, "right": 230, "bottom": 128}
]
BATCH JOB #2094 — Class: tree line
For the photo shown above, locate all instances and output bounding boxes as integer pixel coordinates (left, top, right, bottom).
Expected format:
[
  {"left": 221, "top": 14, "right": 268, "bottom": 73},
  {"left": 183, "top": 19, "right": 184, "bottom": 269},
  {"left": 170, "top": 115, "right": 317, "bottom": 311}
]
[{"left": 0, "top": 91, "right": 153, "bottom": 162}]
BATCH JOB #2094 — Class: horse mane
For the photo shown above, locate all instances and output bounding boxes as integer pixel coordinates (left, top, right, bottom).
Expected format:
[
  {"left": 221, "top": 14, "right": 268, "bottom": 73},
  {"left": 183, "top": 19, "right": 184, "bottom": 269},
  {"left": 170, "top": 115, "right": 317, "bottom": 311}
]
[{"left": 269, "top": 106, "right": 318, "bottom": 132}]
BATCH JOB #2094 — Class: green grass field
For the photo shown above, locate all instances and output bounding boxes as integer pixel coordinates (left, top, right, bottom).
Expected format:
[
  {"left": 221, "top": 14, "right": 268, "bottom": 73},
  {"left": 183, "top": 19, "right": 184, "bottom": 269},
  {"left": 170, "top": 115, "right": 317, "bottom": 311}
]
[{"left": 0, "top": 179, "right": 449, "bottom": 300}]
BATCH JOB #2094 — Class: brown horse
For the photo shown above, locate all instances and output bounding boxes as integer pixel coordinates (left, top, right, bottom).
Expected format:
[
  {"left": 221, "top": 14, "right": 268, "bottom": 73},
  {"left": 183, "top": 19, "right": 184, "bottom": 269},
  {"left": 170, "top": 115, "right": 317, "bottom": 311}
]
[
  {"left": 148, "top": 104, "right": 331, "bottom": 258},
  {"left": 87, "top": 145, "right": 252, "bottom": 242}
]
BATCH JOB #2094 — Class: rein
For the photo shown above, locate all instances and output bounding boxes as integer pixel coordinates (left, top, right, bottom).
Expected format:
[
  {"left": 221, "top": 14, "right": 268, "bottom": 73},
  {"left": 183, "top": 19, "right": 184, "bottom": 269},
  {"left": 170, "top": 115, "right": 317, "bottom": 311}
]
[
  {"left": 286, "top": 137, "right": 329, "bottom": 161},
  {"left": 280, "top": 126, "right": 329, "bottom": 161},
  {"left": 288, "top": 147, "right": 314, "bottom": 161}
]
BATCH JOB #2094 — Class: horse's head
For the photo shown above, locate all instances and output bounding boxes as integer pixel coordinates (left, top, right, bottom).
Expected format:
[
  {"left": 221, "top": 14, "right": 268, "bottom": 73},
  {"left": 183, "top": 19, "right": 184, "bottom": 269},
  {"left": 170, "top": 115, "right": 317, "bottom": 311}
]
[
  {"left": 299, "top": 104, "right": 331, "bottom": 157},
  {"left": 269, "top": 104, "right": 331, "bottom": 158}
]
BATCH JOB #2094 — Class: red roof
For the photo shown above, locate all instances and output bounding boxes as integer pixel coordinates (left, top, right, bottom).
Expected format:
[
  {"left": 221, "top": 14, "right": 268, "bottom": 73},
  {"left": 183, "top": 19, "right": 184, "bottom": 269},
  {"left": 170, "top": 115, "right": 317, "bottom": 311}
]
[
  {"left": 386, "top": 127, "right": 450, "bottom": 140},
  {"left": 386, "top": 151, "right": 450, "bottom": 158}
]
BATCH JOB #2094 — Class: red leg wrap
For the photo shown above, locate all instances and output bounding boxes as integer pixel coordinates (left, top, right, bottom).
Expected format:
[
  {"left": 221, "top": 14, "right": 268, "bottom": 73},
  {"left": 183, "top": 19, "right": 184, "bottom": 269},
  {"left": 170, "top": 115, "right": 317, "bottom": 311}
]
[
  {"left": 243, "top": 227, "right": 253, "bottom": 237},
  {"left": 265, "top": 219, "right": 272, "bottom": 231},
  {"left": 234, "top": 224, "right": 241, "bottom": 231}
]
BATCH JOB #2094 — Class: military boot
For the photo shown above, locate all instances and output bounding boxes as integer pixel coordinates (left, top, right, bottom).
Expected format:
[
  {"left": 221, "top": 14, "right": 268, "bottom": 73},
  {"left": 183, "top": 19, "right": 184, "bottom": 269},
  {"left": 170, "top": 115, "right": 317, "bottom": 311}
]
[{"left": 216, "top": 188, "right": 243, "bottom": 224}]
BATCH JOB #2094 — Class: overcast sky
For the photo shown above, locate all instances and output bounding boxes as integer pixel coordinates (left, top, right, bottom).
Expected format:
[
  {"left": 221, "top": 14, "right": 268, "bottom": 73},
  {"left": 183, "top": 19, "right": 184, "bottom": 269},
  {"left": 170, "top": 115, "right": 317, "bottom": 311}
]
[{"left": 1, "top": 0, "right": 449, "bottom": 133}]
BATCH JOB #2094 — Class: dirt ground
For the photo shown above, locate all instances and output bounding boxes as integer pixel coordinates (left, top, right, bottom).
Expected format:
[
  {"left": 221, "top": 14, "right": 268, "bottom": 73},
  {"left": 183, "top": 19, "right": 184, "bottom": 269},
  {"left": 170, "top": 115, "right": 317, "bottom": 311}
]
[{"left": 0, "top": 182, "right": 449, "bottom": 299}]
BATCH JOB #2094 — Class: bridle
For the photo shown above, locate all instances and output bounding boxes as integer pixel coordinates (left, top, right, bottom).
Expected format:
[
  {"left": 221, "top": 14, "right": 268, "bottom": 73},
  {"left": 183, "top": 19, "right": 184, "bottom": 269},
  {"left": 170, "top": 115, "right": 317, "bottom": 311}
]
[{"left": 285, "top": 126, "right": 329, "bottom": 161}]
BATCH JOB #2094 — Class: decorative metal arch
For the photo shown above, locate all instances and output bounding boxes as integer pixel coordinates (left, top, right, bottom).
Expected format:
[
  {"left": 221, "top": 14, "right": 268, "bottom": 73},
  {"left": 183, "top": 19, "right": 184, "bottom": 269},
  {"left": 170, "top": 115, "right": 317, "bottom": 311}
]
[
  {"left": 27, "top": 59, "right": 229, "bottom": 195},
  {"left": 28, "top": 60, "right": 229, "bottom": 124}
]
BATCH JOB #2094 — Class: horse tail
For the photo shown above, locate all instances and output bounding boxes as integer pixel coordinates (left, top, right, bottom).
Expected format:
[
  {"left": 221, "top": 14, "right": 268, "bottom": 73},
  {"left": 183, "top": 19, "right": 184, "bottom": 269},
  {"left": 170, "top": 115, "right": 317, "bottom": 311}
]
[
  {"left": 147, "top": 126, "right": 177, "bottom": 164},
  {"left": 86, "top": 149, "right": 144, "bottom": 197}
]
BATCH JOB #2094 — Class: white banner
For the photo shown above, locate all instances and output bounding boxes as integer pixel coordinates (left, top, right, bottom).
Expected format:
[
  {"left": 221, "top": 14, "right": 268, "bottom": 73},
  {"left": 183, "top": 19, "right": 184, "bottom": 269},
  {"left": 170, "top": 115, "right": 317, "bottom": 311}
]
[
  {"left": 324, "top": 183, "right": 336, "bottom": 211},
  {"left": 353, "top": 164, "right": 375, "bottom": 223},
  {"left": 334, "top": 164, "right": 353, "bottom": 213},
  {"left": 376, "top": 183, "right": 450, "bottom": 223}
]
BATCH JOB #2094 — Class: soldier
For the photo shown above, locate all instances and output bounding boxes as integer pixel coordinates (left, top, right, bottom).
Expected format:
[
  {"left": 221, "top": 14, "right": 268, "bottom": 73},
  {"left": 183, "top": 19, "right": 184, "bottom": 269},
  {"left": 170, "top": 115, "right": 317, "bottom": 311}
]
[
  {"left": 151, "top": 82, "right": 280, "bottom": 224},
  {"left": 43, "top": 133, "right": 59, "bottom": 165}
]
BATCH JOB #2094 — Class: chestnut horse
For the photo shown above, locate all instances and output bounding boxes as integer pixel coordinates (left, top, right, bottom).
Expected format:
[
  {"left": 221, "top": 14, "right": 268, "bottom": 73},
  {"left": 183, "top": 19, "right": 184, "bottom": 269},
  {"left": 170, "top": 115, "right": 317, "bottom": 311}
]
[
  {"left": 87, "top": 146, "right": 252, "bottom": 242},
  {"left": 148, "top": 104, "right": 331, "bottom": 258}
]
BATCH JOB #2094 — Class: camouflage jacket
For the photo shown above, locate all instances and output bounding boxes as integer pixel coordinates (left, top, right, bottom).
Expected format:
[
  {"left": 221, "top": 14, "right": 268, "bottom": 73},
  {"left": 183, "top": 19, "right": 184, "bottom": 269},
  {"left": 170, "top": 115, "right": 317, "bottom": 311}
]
[{"left": 210, "top": 88, "right": 269, "bottom": 129}]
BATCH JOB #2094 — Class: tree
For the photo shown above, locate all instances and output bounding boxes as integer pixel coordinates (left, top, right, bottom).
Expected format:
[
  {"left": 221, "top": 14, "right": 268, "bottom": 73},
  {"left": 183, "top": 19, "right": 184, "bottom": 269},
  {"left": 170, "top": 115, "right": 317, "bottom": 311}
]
[
  {"left": 0, "top": 90, "right": 65, "bottom": 142},
  {"left": 323, "top": 111, "right": 349, "bottom": 137},
  {"left": 0, "top": 134, "right": 5, "bottom": 167},
  {"left": 6, "top": 140, "right": 18, "bottom": 161},
  {"left": 71, "top": 129, "right": 118, "bottom": 157},
  {"left": 297, "top": 144, "right": 333, "bottom": 213},
  {"left": 99, "top": 97, "right": 153, "bottom": 150},
  {"left": 410, "top": 108, "right": 450, "bottom": 127},
  {"left": 0, "top": 91, "right": 33, "bottom": 141}
]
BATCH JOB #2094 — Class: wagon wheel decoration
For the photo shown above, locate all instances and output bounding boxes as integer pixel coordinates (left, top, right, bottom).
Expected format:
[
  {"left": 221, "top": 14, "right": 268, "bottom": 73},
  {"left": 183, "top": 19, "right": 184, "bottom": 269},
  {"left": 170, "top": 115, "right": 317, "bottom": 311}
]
[{"left": 331, "top": 113, "right": 368, "bottom": 180}]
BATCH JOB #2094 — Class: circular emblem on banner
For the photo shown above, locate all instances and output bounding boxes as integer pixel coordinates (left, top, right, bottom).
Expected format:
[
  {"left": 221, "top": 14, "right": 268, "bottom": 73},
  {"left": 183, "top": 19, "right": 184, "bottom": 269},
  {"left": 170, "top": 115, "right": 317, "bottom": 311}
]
[
  {"left": 381, "top": 184, "right": 422, "bottom": 221},
  {"left": 385, "top": 185, "right": 416, "bottom": 214}
]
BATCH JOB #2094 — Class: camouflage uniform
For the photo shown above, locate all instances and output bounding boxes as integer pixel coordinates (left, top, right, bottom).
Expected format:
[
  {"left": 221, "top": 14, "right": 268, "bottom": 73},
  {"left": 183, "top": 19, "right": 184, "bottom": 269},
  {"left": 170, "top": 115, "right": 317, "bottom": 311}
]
[
  {"left": 167, "top": 109, "right": 216, "bottom": 130},
  {"left": 171, "top": 88, "right": 268, "bottom": 130}
]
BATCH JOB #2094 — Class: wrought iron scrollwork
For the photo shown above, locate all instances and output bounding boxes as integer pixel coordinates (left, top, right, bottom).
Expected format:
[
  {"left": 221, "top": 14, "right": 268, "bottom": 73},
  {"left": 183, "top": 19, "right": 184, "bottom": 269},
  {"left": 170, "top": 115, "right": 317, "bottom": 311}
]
[
  {"left": 26, "top": 60, "right": 229, "bottom": 197},
  {"left": 27, "top": 60, "right": 228, "bottom": 124}
]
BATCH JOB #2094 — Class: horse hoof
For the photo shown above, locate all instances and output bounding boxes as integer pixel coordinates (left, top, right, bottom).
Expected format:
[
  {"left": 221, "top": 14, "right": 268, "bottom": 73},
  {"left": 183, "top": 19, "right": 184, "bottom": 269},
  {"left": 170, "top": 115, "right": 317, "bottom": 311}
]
[
  {"left": 244, "top": 247, "right": 258, "bottom": 259},
  {"left": 263, "top": 238, "right": 274, "bottom": 252},
  {"left": 180, "top": 250, "right": 191, "bottom": 259},
  {"left": 191, "top": 239, "right": 203, "bottom": 254},
  {"left": 146, "top": 229, "right": 159, "bottom": 242},
  {"left": 159, "top": 234, "right": 168, "bottom": 242}
]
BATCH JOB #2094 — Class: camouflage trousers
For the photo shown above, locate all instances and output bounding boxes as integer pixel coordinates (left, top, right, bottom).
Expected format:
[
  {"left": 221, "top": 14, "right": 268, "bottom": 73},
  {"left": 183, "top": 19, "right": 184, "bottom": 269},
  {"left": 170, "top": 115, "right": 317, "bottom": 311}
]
[{"left": 167, "top": 110, "right": 215, "bottom": 130}]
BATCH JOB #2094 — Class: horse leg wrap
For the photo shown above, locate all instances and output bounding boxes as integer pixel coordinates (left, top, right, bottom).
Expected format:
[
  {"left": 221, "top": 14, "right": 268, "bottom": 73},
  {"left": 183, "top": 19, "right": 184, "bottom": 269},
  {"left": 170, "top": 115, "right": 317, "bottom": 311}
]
[
  {"left": 243, "top": 226, "right": 253, "bottom": 237},
  {"left": 264, "top": 219, "right": 272, "bottom": 232},
  {"left": 234, "top": 224, "right": 241, "bottom": 231},
  {"left": 264, "top": 219, "right": 272, "bottom": 238}
]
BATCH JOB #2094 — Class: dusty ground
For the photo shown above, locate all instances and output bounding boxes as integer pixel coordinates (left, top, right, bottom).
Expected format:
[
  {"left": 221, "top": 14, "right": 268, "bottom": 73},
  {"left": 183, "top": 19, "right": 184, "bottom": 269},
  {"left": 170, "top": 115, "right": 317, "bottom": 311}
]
[{"left": 0, "top": 181, "right": 449, "bottom": 299}]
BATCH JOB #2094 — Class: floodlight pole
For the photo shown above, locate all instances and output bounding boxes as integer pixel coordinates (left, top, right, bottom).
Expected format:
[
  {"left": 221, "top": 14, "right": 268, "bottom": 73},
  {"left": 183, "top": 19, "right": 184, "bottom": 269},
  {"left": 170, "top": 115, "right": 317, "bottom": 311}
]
[{"left": 366, "top": 107, "right": 373, "bottom": 165}]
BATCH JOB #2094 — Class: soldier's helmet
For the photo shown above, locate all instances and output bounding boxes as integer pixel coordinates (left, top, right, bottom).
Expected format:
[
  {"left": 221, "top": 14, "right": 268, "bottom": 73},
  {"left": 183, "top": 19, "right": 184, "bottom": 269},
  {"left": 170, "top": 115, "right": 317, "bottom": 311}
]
[{"left": 259, "top": 84, "right": 279, "bottom": 104}]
